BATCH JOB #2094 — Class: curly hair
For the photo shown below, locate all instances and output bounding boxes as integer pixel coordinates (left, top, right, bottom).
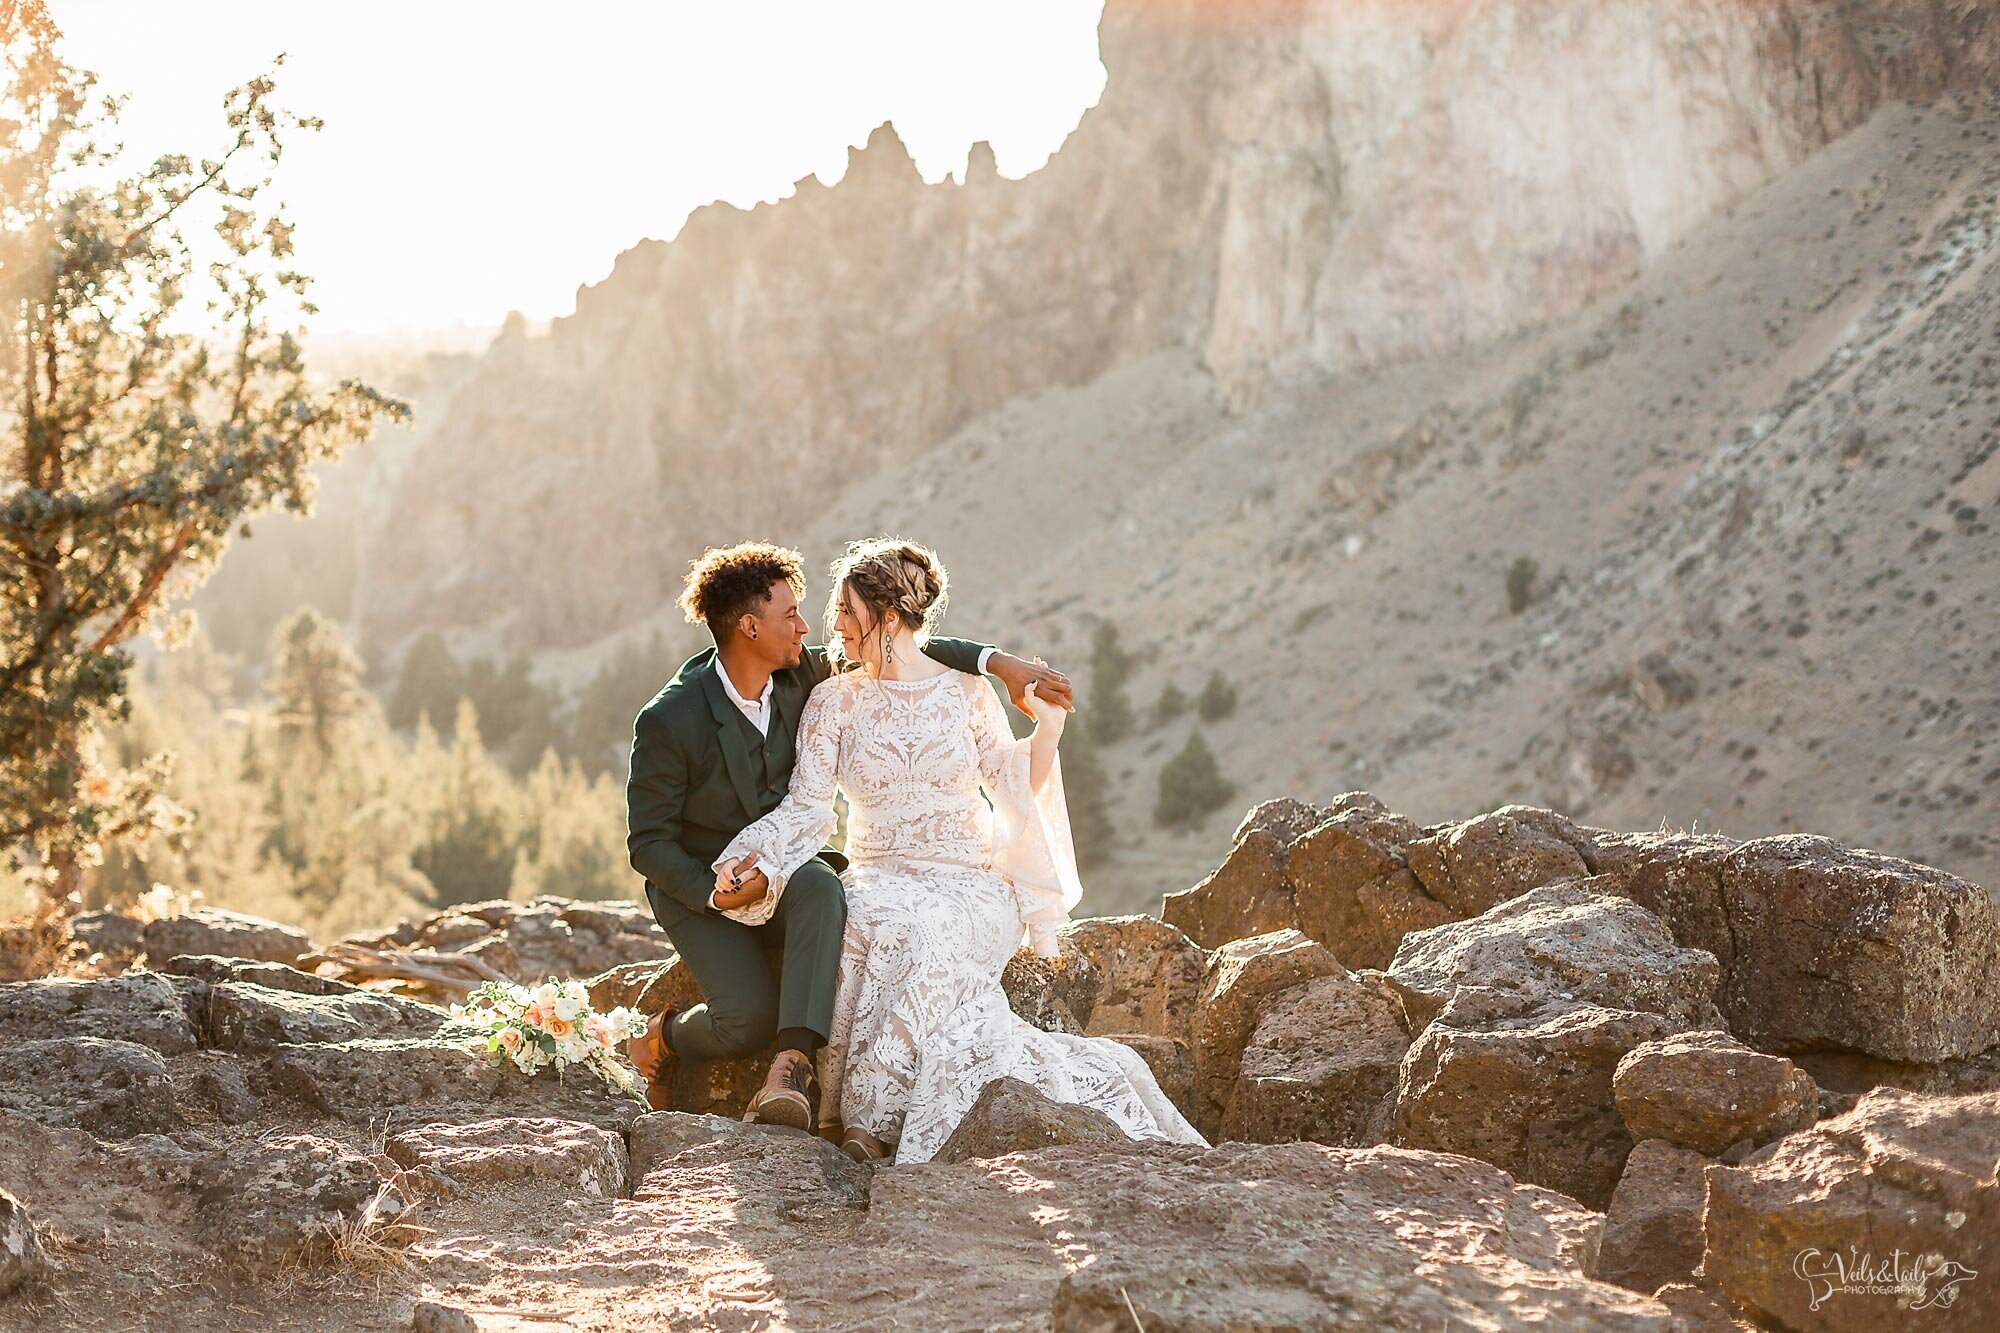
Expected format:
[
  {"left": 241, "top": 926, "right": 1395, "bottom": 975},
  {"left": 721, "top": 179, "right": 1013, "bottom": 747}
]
[
  {"left": 677, "top": 542, "right": 805, "bottom": 644},
  {"left": 824, "top": 537, "right": 949, "bottom": 671}
]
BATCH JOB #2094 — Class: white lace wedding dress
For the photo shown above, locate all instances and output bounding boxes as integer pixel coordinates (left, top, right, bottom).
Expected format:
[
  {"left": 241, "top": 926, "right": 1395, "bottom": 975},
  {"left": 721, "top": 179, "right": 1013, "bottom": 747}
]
[{"left": 713, "top": 667, "right": 1207, "bottom": 1162}]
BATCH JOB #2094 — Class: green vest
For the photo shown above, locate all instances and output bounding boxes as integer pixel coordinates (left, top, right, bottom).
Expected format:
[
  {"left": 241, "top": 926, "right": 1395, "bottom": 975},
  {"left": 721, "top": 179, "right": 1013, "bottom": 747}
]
[{"left": 730, "top": 705, "right": 796, "bottom": 817}]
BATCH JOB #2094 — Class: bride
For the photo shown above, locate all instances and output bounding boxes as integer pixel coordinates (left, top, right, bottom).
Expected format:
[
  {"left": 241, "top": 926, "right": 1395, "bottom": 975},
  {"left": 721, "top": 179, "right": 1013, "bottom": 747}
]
[{"left": 708, "top": 538, "right": 1207, "bottom": 1163}]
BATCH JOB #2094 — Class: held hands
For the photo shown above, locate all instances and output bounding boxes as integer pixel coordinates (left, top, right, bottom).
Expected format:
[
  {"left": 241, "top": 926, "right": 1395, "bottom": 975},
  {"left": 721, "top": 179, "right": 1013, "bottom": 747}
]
[
  {"left": 992, "top": 652, "right": 1075, "bottom": 716},
  {"left": 1023, "top": 665, "right": 1066, "bottom": 737},
  {"left": 713, "top": 851, "right": 771, "bottom": 912}
]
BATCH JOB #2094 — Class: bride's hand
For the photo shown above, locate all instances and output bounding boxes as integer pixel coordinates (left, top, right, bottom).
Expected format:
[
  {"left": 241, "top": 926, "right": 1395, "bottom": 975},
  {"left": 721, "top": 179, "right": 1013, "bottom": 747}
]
[
  {"left": 713, "top": 853, "right": 770, "bottom": 910},
  {"left": 1023, "top": 675, "right": 1066, "bottom": 733}
]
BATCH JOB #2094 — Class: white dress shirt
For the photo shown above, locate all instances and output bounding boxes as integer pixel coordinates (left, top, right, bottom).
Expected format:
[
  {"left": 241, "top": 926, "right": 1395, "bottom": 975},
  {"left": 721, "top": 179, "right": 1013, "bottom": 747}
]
[{"left": 717, "top": 661, "right": 776, "bottom": 737}]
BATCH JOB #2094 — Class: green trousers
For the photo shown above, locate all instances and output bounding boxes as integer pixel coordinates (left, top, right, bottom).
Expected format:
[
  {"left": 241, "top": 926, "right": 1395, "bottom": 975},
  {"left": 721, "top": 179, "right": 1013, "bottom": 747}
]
[{"left": 645, "top": 858, "right": 846, "bottom": 1063}]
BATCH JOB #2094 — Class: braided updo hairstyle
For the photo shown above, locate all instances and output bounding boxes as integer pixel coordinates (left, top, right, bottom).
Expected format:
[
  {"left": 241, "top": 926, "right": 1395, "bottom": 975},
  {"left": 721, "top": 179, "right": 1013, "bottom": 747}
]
[{"left": 824, "top": 537, "right": 950, "bottom": 672}]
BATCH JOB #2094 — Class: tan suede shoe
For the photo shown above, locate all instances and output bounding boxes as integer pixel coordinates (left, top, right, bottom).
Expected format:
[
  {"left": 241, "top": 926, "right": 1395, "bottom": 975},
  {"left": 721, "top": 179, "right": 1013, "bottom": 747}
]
[{"left": 743, "top": 1049, "right": 819, "bottom": 1131}]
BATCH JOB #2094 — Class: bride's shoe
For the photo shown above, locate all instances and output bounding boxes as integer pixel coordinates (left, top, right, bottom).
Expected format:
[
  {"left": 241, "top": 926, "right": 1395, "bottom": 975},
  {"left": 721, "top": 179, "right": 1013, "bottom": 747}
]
[{"left": 840, "top": 1126, "right": 889, "bottom": 1162}]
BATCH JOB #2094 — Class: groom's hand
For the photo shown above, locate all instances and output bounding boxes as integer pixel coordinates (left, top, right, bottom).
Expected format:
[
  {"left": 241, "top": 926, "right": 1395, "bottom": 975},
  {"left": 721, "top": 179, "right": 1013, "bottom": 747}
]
[
  {"left": 713, "top": 853, "right": 771, "bottom": 911},
  {"left": 990, "top": 652, "right": 1075, "bottom": 715}
]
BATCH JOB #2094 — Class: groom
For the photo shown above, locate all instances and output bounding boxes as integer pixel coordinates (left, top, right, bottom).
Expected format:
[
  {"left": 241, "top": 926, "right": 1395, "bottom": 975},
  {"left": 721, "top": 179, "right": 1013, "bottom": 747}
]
[{"left": 624, "top": 541, "right": 1071, "bottom": 1128}]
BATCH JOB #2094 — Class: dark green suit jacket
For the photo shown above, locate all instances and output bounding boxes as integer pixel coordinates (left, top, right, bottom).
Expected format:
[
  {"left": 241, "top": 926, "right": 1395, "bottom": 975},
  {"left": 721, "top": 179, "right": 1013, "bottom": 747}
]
[{"left": 625, "top": 638, "right": 991, "bottom": 923}]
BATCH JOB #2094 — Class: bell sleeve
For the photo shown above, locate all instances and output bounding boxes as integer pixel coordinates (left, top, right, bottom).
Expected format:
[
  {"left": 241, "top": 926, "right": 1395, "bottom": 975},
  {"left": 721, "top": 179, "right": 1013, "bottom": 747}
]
[
  {"left": 962, "top": 675, "right": 1084, "bottom": 958},
  {"left": 710, "top": 678, "right": 846, "bottom": 925}
]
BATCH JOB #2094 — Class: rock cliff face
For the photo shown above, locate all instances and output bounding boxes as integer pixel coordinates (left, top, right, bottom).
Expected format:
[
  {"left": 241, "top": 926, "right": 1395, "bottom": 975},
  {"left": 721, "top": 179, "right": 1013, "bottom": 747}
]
[{"left": 355, "top": 0, "right": 1998, "bottom": 654}]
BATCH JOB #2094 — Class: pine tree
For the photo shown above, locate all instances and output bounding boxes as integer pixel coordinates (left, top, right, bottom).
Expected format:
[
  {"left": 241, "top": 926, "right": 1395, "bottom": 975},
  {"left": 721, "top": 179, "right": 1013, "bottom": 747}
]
[
  {"left": 1154, "top": 729, "right": 1236, "bottom": 828},
  {"left": 0, "top": 8, "right": 406, "bottom": 903},
  {"left": 388, "top": 631, "right": 462, "bottom": 732},
  {"left": 265, "top": 608, "right": 363, "bottom": 758},
  {"left": 1151, "top": 681, "right": 1190, "bottom": 728},
  {"left": 1196, "top": 670, "right": 1239, "bottom": 723},
  {"left": 410, "top": 700, "right": 516, "bottom": 908},
  {"left": 1088, "top": 623, "right": 1136, "bottom": 743}
]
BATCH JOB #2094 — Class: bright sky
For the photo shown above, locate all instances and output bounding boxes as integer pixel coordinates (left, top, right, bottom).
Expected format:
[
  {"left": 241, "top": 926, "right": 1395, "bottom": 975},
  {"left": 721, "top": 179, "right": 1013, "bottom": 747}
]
[{"left": 47, "top": 1, "right": 1108, "bottom": 338}]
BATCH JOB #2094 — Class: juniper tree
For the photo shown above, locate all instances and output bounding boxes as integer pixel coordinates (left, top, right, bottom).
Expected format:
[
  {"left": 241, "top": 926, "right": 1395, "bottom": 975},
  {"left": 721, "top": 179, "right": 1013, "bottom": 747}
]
[
  {"left": 264, "top": 606, "right": 363, "bottom": 759},
  {"left": 0, "top": 4, "right": 408, "bottom": 904}
]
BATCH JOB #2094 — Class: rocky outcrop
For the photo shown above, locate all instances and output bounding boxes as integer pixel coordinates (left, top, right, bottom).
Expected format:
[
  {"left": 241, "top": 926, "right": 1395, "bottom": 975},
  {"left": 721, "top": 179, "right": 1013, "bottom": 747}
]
[
  {"left": 1385, "top": 880, "right": 1723, "bottom": 1033},
  {"left": 999, "top": 946, "right": 1103, "bottom": 1035},
  {"left": 1396, "top": 1002, "right": 1693, "bottom": 1210},
  {"left": 1614, "top": 1030, "right": 1819, "bottom": 1157},
  {"left": 0, "top": 972, "right": 200, "bottom": 1055},
  {"left": 1386, "top": 882, "right": 1724, "bottom": 1208},
  {"left": 1161, "top": 810, "right": 1302, "bottom": 950},
  {"left": 5, "top": 779, "right": 1998, "bottom": 1326},
  {"left": 157, "top": 953, "right": 364, "bottom": 998},
  {"left": 386, "top": 1116, "right": 628, "bottom": 1199},
  {"left": 1058, "top": 914, "right": 1207, "bottom": 1041},
  {"left": 1403, "top": 806, "right": 1596, "bottom": 918},
  {"left": 1219, "top": 968, "right": 1408, "bottom": 1147},
  {"left": 356, "top": 0, "right": 2000, "bottom": 654},
  {"left": 334, "top": 897, "right": 676, "bottom": 1002},
  {"left": 194, "top": 1133, "right": 408, "bottom": 1272},
  {"left": 1587, "top": 1139, "right": 1712, "bottom": 1296},
  {"left": 1705, "top": 1088, "right": 1999, "bottom": 1330},
  {"left": 935, "top": 1077, "right": 1131, "bottom": 1163},
  {"left": 141, "top": 909, "right": 311, "bottom": 968},
  {"left": 1188, "top": 929, "right": 1346, "bottom": 1136},
  {"left": 0, "top": 1037, "right": 183, "bottom": 1137},
  {"left": 1287, "top": 795, "right": 1447, "bottom": 969},
  {"left": 1030, "top": 1141, "right": 1671, "bottom": 1330},
  {"left": 203, "top": 981, "right": 445, "bottom": 1053},
  {"left": 1608, "top": 835, "right": 2000, "bottom": 1063}
]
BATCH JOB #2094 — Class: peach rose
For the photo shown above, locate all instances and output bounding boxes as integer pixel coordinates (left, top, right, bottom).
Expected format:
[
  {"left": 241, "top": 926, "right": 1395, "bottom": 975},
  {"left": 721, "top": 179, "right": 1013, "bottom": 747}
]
[
  {"left": 546, "top": 1016, "right": 574, "bottom": 1039},
  {"left": 498, "top": 1028, "right": 523, "bottom": 1052}
]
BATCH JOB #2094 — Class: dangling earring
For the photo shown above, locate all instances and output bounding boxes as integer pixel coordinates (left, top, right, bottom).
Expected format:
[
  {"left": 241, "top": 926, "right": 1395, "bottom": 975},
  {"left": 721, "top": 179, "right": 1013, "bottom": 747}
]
[{"left": 883, "top": 627, "right": 896, "bottom": 670}]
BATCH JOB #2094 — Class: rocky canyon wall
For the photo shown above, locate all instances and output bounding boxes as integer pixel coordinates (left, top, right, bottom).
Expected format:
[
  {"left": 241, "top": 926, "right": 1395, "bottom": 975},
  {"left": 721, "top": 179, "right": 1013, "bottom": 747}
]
[{"left": 355, "top": 0, "right": 1996, "bottom": 653}]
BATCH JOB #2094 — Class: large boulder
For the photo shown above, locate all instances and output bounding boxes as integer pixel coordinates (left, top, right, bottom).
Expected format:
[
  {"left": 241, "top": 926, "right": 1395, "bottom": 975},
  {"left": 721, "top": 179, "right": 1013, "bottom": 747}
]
[
  {"left": 0, "top": 972, "right": 200, "bottom": 1055},
  {"left": 1394, "top": 1003, "right": 1691, "bottom": 1209},
  {"left": 142, "top": 908, "right": 312, "bottom": 967},
  {"left": 191, "top": 1133, "right": 405, "bottom": 1273},
  {"left": 1218, "top": 969, "right": 1409, "bottom": 1147},
  {"left": 627, "top": 1111, "right": 872, "bottom": 1226},
  {"left": 1587, "top": 1139, "right": 1711, "bottom": 1296},
  {"left": 1614, "top": 1030, "right": 1819, "bottom": 1156},
  {"left": 1705, "top": 1088, "right": 1998, "bottom": 1330},
  {"left": 906, "top": 1142, "right": 1672, "bottom": 1331},
  {"left": 935, "top": 1077, "right": 1132, "bottom": 1163},
  {"left": 385, "top": 1116, "right": 628, "bottom": 1199},
  {"left": 67, "top": 911, "right": 145, "bottom": 961},
  {"left": 1057, "top": 915, "right": 1207, "bottom": 1041},
  {"left": 157, "top": 954, "right": 364, "bottom": 998},
  {"left": 1613, "top": 834, "right": 2000, "bottom": 1063},
  {"left": 265, "top": 1036, "right": 643, "bottom": 1131},
  {"left": 1161, "top": 821, "right": 1298, "bottom": 950},
  {"left": 409, "top": 897, "right": 674, "bottom": 987},
  {"left": 1387, "top": 880, "right": 1722, "bottom": 1033},
  {"left": 1188, "top": 930, "right": 1346, "bottom": 1136},
  {"left": 202, "top": 981, "right": 445, "bottom": 1054},
  {"left": 1402, "top": 805, "right": 1594, "bottom": 918},
  {"left": 0, "top": 1036, "right": 183, "bottom": 1137},
  {"left": 1287, "top": 795, "right": 1450, "bottom": 969}
]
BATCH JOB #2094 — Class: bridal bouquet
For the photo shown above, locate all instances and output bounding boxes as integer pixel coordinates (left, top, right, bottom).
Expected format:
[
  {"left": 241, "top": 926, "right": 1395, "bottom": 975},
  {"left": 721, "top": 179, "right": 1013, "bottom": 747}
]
[{"left": 450, "top": 978, "right": 650, "bottom": 1097}]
